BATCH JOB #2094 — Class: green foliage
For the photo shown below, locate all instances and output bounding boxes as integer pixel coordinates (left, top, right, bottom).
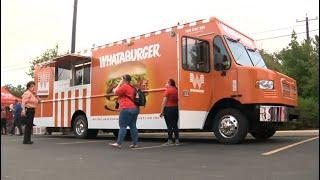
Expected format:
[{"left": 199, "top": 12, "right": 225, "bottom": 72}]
[
  {"left": 275, "top": 32, "right": 319, "bottom": 98},
  {"left": 4, "top": 84, "right": 26, "bottom": 97},
  {"left": 298, "top": 97, "right": 319, "bottom": 128},
  {"left": 27, "top": 44, "right": 59, "bottom": 78},
  {"left": 259, "top": 49, "right": 282, "bottom": 72}
]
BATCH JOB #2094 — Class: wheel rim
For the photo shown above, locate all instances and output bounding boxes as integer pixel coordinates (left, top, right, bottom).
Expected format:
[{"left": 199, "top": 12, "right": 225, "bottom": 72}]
[
  {"left": 75, "top": 119, "right": 86, "bottom": 135},
  {"left": 218, "top": 115, "right": 239, "bottom": 138}
]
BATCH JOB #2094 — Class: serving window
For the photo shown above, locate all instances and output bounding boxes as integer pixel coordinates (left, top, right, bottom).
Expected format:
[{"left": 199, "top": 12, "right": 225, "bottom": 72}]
[
  {"left": 74, "top": 62, "right": 91, "bottom": 86},
  {"left": 53, "top": 55, "right": 91, "bottom": 86}
]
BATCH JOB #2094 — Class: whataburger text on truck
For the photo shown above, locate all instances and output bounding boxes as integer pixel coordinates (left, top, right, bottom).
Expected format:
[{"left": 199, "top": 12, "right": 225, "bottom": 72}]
[{"left": 34, "top": 17, "right": 298, "bottom": 144}]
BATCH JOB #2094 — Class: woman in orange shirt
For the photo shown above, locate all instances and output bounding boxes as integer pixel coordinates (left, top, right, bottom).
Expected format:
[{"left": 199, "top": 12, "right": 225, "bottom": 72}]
[
  {"left": 160, "top": 79, "right": 179, "bottom": 145},
  {"left": 21, "top": 81, "right": 40, "bottom": 144}
]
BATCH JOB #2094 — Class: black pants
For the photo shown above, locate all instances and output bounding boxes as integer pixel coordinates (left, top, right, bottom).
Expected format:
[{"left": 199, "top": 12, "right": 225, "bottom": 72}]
[
  {"left": 10, "top": 117, "right": 23, "bottom": 135},
  {"left": 163, "top": 106, "right": 179, "bottom": 141},
  {"left": 23, "top": 108, "right": 35, "bottom": 143}
]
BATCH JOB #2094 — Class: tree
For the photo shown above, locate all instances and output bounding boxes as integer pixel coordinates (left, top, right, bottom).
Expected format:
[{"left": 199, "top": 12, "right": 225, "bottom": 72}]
[
  {"left": 276, "top": 31, "right": 312, "bottom": 97},
  {"left": 27, "top": 44, "right": 60, "bottom": 78},
  {"left": 305, "top": 35, "right": 319, "bottom": 98},
  {"left": 259, "top": 49, "right": 282, "bottom": 72},
  {"left": 4, "top": 84, "right": 26, "bottom": 97}
]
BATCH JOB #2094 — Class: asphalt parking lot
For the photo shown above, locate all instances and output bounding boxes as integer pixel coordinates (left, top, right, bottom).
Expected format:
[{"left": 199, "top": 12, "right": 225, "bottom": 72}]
[{"left": 1, "top": 131, "right": 319, "bottom": 180}]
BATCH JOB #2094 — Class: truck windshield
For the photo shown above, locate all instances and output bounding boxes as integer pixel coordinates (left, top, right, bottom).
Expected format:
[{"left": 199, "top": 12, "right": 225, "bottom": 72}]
[
  {"left": 246, "top": 49, "right": 267, "bottom": 68},
  {"left": 224, "top": 36, "right": 267, "bottom": 68}
]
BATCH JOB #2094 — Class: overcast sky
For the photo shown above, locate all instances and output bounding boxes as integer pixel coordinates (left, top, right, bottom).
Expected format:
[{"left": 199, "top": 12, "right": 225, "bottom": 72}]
[{"left": 1, "top": 0, "right": 319, "bottom": 86}]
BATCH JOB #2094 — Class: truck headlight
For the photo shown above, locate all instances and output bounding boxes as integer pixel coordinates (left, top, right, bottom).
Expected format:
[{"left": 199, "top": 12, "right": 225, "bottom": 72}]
[{"left": 257, "top": 80, "right": 274, "bottom": 90}]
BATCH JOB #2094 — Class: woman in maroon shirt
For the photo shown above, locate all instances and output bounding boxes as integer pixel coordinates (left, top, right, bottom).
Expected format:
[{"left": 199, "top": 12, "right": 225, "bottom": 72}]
[
  {"left": 109, "top": 74, "right": 139, "bottom": 148},
  {"left": 160, "top": 79, "right": 179, "bottom": 145}
]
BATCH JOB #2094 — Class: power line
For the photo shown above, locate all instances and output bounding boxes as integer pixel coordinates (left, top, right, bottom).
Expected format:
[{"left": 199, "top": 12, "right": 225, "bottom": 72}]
[
  {"left": 250, "top": 24, "right": 306, "bottom": 35},
  {"left": 249, "top": 21, "right": 318, "bottom": 35},
  {"left": 255, "top": 29, "right": 319, "bottom": 41}
]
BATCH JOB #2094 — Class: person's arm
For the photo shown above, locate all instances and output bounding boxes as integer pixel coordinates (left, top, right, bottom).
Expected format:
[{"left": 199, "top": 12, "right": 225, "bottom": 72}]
[
  {"left": 160, "top": 97, "right": 168, "bottom": 117},
  {"left": 21, "top": 92, "right": 30, "bottom": 116},
  {"left": 113, "top": 80, "right": 125, "bottom": 95}
]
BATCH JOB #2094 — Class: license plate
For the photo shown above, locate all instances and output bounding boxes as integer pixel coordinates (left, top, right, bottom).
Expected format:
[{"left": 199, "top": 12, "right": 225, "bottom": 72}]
[{"left": 259, "top": 106, "right": 288, "bottom": 122}]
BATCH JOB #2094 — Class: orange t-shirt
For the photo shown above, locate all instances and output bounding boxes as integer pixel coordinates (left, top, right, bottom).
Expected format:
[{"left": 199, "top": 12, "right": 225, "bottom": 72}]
[
  {"left": 115, "top": 84, "right": 137, "bottom": 109},
  {"left": 164, "top": 87, "right": 178, "bottom": 107}
]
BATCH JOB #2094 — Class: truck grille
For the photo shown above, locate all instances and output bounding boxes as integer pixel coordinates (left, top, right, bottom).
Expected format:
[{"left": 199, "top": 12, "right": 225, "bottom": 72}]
[
  {"left": 281, "top": 78, "right": 296, "bottom": 99},
  {"left": 264, "top": 90, "right": 277, "bottom": 98}
]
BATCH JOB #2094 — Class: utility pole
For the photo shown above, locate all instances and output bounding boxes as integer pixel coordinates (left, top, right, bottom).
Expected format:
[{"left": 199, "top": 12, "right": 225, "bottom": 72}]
[
  {"left": 296, "top": 14, "right": 318, "bottom": 42},
  {"left": 71, "top": 0, "right": 78, "bottom": 53}
]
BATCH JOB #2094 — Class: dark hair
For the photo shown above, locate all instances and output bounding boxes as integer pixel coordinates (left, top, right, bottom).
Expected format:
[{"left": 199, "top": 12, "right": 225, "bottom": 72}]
[
  {"left": 26, "top": 81, "right": 35, "bottom": 89},
  {"left": 122, "top": 74, "right": 131, "bottom": 83},
  {"left": 168, "top": 79, "right": 176, "bottom": 88}
]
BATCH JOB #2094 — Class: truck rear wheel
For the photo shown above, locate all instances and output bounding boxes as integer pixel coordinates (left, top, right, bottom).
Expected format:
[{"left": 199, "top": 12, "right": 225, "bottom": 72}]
[
  {"left": 250, "top": 124, "right": 277, "bottom": 140},
  {"left": 73, "top": 115, "right": 89, "bottom": 139},
  {"left": 213, "top": 108, "right": 248, "bottom": 144}
]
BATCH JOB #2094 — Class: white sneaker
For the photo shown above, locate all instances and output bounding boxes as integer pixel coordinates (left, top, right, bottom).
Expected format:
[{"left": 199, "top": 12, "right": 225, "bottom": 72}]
[
  {"left": 163, "top": 140, "right": 174, "bottom": 146},
  {"left": 175, "top": 140, "right": 180, "bottom": 145}
]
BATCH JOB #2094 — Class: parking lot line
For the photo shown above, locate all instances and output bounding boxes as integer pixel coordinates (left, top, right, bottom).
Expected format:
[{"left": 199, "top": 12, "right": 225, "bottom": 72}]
[
  {"left": 56, "top": 141, "right": 104, "bottom": 145},
  {"left": 131, "top": 143, "right": 183, "bottom": 150},
  {"left": 262, "top": 136, "right": 319, "bottom": 156}
]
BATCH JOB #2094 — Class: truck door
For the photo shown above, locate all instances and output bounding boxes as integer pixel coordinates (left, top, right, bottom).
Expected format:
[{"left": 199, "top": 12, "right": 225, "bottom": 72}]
[{"left": 178, "top": 36, "right": 212, "bottom": 129}]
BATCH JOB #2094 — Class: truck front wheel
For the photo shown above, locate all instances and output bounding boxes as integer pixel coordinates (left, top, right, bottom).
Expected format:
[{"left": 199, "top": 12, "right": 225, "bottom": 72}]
[{"left": 213, "top": 108, "right": 248, "bottom": 144}]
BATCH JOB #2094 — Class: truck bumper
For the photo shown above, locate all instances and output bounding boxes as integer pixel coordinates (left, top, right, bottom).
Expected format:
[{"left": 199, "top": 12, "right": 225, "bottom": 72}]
[{"left": 258, "top": 105, "right": 299, "bottom": 122}]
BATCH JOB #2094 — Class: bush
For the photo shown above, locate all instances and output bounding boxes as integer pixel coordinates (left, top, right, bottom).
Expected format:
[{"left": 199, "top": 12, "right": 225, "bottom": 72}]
[{"left": 298, "top": 97, "right": 319, "bottom": 129}]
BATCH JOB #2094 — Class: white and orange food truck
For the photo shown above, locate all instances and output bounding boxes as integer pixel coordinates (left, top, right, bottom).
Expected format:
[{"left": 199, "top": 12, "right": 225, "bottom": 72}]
[{"left": 34, "top": 17, "right": 298, "bottom": 144}]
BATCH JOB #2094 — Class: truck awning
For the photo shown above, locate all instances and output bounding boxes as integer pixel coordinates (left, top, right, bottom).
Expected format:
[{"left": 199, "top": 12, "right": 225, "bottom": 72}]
[{"left": 38, "top": 54, "right": 91, "bottom": 67}]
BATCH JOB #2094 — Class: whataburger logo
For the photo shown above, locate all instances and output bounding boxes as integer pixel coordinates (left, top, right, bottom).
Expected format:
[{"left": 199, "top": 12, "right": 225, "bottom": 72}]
[
  {"left": 99, "top": 43, "right": 161, "bottom": 68},
  {"left": 190, "top": 73, "right": 204, "bottom": 93}
]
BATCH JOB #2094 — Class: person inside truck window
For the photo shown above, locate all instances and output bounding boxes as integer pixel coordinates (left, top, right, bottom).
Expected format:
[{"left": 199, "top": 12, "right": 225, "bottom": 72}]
[
  {"left": 182, "top": 37, "right": 210, "bottom": 72},
  {"left": 160, "top": 79, "right": 180, "bottom": 145},
  {"left": 214, "top": 36, "right": 231, "bottom": 71}
]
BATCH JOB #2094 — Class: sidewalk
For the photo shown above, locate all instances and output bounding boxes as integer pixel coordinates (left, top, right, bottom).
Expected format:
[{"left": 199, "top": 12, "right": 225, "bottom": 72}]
[{"left": 32, "top": 128, "right": 319, "bottom": 137}]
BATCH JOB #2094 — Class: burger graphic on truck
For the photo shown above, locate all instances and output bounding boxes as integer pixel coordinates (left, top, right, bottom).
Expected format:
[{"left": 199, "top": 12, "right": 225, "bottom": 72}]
[{"left": 104, "top": 61, "right": 148, "bottom": 111}]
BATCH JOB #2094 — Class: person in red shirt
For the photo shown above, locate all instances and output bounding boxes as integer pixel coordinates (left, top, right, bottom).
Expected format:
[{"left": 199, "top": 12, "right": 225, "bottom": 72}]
[
  {"left": 109, "top": 74, "right": 139, "bottom": 149},
  {"left": 160, "top": 79, "right": 179, "bottom": 145}
]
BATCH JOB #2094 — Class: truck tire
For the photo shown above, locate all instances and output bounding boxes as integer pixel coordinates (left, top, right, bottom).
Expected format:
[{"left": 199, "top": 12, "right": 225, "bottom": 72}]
[
  {"left": 213, "top": 108, "right": 248, "bottom": 144},
  {"left": 73, "top": 115, "right": 89, "bottom": 139},
  {"left": 250, "top": 124, "right": 277, "bottom": 140}
]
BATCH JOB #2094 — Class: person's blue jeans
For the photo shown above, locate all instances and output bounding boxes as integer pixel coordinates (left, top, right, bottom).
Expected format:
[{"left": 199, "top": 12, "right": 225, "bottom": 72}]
[{"left": 116, "top": 108, "right": 139, "bottom": 145}]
